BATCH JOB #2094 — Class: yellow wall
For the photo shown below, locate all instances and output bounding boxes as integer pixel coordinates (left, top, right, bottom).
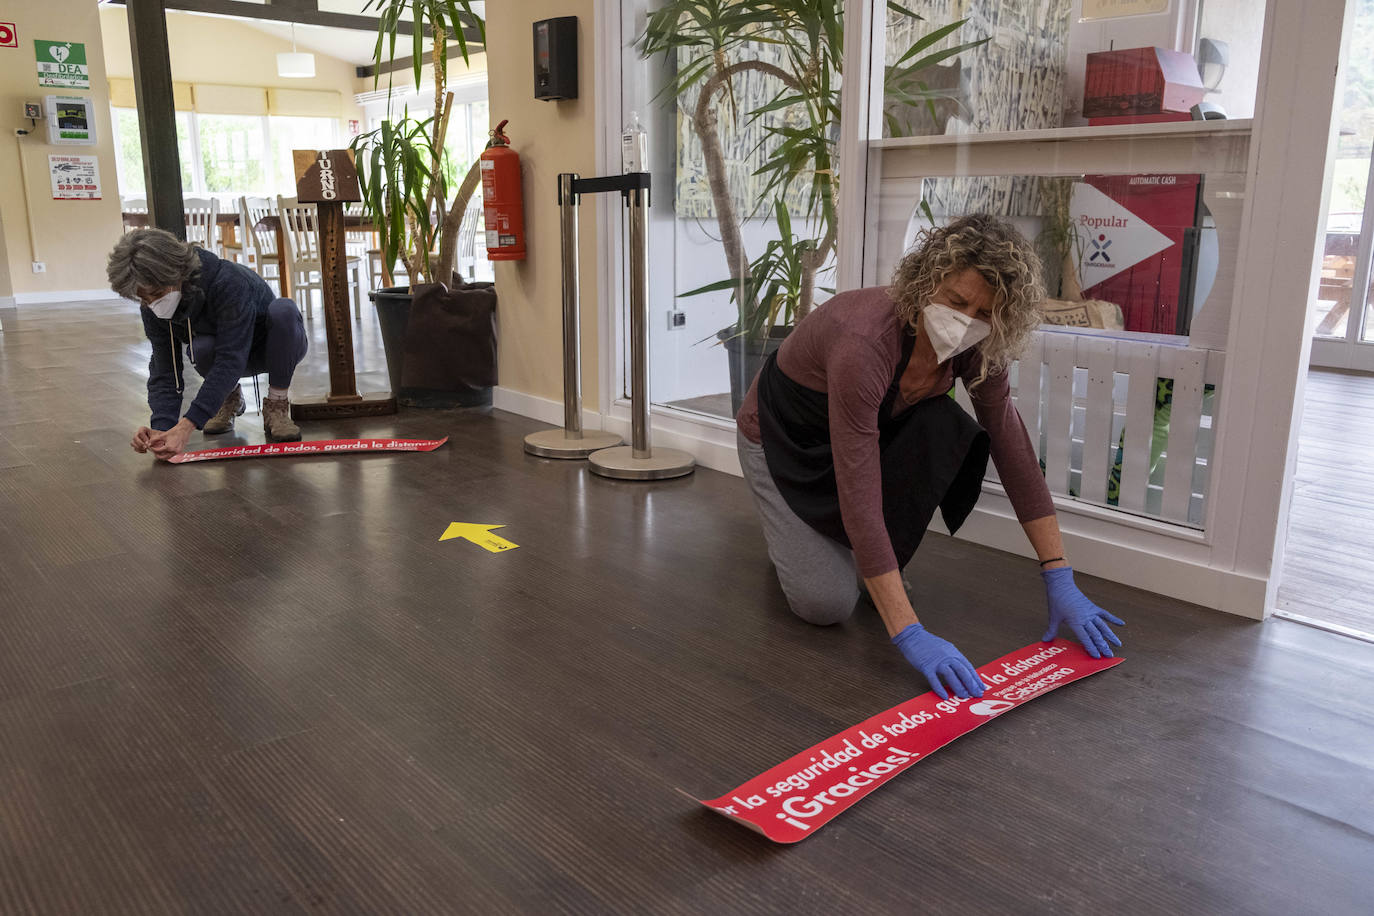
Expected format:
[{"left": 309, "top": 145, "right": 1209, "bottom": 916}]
[
  {"left": 0, "top": 0, "right": 124, "bottom": 296},
  {"left": 100, "top": 7, "right": 365, "bottom": 127},
  {"left": 486, "top": 2, "right": 599, "bottom": 408}
]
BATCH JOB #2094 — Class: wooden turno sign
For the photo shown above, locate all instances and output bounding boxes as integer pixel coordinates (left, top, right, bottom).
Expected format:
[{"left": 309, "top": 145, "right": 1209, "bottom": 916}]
[
  {"left": 288, "top": 148, "right": 396, "bottom": 420},
  {"left": 292, "top": 149, "right": 362, "bottom": 203}
]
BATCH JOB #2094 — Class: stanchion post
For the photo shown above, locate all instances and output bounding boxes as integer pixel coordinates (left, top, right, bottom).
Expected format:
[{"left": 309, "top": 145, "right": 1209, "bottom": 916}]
[
  {"left": 587, "top": 174, "right": 695, "bottom": 481},
  {"left": 628, "top": 183, "right": 650, "bottom": 458},
  {"left": 524, "top": 173, "right": 623, "bottom": 458},
  {"left": 561, "top": 172, "right": 583, "bottom": 437}
]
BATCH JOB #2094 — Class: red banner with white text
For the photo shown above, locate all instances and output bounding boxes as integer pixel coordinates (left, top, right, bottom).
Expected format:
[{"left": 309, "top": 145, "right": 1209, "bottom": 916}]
[
  {"left": 170, "top": 437, "right": 448, "bottom": 464},
  {"left": 696, "top": 640, "right": 1121, "bottom": 843}
]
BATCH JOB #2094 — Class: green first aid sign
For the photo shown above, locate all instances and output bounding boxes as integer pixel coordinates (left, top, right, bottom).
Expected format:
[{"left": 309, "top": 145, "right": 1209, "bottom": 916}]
[{"left": 35, "top": 40, "right": 89, "bottom": 89}]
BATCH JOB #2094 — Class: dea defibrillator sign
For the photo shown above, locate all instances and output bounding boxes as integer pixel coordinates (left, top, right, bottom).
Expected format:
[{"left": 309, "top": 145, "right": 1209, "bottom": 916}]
[{"left": 35, "top": 40, "right": 89, "bottom": 89}]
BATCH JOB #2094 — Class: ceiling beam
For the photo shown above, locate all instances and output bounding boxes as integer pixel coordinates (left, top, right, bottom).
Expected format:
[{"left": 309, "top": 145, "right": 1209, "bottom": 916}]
[
  {"left": 105, "top": 0, "right": 484, "bottom": 45},
  {"left": 355, "top": 42, "right": 481, "bottom": 79}
]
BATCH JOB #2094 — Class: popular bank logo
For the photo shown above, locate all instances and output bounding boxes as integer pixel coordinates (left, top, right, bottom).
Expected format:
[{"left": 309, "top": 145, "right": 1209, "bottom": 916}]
[
  {"left": 1070, "top": 182, "right": 1173, "bottom": 288},
  {"left": 1088, "top": 234, "right": 1113, "bottom": 264}
]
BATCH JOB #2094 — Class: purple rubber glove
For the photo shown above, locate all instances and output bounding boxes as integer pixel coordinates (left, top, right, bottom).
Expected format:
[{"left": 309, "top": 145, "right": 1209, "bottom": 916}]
[
  {"left": 1042, "top": 566, "right": 1125, "bottom": 658},
  {"left": 892, "top": 623, "right": 985, "bottom": 700}
]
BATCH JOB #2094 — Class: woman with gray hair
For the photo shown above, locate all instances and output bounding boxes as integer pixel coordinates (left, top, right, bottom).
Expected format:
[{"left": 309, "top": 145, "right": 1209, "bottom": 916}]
[
  {"left": 108, "top": 228, "right": 308, "bottom": 458},
  {"left": 735, "top": 213, "right": 1123, "bottom": 699}
]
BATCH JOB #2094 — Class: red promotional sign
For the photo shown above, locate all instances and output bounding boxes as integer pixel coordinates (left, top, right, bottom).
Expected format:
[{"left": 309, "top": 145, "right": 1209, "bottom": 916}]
[
  {"left": 696, "top": 640, "right": 1122, "bottom": 843},
  {"left": 0, "top": 23, "right": 16, "bottom": 49},
  {"left": 169, "top": 436, "right": 448, "bottom": 464},
  {"left": 1082, "top": 173, "right": 1202, "bottom": 335}
]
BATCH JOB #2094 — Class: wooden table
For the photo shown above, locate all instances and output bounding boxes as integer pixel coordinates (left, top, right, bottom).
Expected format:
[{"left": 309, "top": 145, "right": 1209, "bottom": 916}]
[{"left": 252, "top": 214, "right": 376, "bottom": 300}]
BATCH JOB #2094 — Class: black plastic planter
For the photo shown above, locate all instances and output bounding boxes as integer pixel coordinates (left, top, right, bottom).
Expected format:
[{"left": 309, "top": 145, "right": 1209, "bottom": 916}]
[{"left": 371, "top": 280, "right": 496, "bottom": 408}]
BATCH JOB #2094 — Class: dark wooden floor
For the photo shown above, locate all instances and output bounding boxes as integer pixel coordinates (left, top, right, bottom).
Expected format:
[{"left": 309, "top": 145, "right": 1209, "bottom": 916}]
[
  {"left": 2, "top": 301, "right": 1372, "bottom": 914},
  {"left": 1277, "top": 368, "right": 1374, "bottom": 635}
]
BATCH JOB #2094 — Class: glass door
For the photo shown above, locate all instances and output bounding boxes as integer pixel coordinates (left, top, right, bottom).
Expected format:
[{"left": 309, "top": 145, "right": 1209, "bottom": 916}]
[{"left": 1311, "top": 0, "right": 1374, "bottom": 371}]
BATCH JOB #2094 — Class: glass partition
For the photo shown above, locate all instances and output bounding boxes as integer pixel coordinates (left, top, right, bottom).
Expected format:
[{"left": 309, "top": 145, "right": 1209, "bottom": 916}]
[{"left": 879, "top": 0, "right": 1264, "bottom": 139}]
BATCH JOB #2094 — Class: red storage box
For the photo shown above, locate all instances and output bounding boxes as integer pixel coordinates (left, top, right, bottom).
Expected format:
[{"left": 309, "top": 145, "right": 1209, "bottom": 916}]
[{"left": 1083, "top": 47, "right": 1206, "bottom": 121}]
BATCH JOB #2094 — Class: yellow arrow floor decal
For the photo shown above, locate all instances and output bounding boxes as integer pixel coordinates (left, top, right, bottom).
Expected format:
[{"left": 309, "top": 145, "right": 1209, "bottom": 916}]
[{"left": 439, "top": 522, "right": 519, "bottom": 553}]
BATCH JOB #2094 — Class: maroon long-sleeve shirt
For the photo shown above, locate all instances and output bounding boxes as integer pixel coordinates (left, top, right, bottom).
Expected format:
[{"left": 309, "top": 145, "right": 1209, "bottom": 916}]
[{"left": 737, "top": 286, "right": 1055, "bottom": 577}]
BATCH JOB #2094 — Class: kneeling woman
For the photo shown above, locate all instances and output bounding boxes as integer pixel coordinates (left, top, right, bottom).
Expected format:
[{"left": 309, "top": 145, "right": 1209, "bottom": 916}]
[
  {"left": 736, "top": 214, "right": 1123, "bottom": 699},
  {"left": 108, "top": 228, "right": 309, "bottom": 460}
]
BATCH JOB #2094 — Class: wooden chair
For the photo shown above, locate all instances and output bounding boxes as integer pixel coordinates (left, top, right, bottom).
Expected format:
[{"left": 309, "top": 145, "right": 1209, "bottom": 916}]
[
  {"left": 121, "top": 197, "right": 147, "bottom": 234},
  {"left": 367, "top": 248, "right": 409, "bottom": 292},
  {"left": 277, "top": 196, "right": 364, "bottom": 319},
  {"left": 456, "top": 205, "right": 483, "bottom": 281},
  {"left": 183, "top": 197, "right": 219, "bottom": 255},
  {"left": 240, "top": 196, "right": 283, "bottom": 295},
  {"left": 218, "top": 198, "right": 245, "bottom": 264}
]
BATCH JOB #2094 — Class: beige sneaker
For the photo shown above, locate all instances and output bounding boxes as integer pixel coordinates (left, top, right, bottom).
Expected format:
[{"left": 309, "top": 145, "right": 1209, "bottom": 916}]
[
  {"left": 262, "top": 395, "right": 301, "bottom": 442},
  {"left": 203, "top": 385, "right": 245, "bottom": 435}
]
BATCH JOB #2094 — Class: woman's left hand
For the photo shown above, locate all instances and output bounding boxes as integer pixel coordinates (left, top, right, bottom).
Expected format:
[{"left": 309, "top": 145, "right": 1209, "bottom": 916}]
[{"left": 1041, "top": 566, "right": 1125, "bottom": 658}]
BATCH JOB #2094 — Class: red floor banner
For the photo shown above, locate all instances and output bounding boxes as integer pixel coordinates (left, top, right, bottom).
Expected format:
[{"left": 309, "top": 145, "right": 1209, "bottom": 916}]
[
  {"left": 170, "top": 437, "right": 449, "bottom": 464},
  {"left": 696, "top": 639, "right": 1122, "bottom": 843}
]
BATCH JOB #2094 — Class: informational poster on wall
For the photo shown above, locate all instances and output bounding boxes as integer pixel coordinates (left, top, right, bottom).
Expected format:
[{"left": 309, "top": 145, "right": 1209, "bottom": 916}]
[
  {"left": 1079, "top": 0, "right": 1170, "bottom": 20},
  {"left": 49, "top": 155, "right": 101, "bottom": 200},
  {"left": 35, "top": 40, "right": 88, "bottom": 89}
]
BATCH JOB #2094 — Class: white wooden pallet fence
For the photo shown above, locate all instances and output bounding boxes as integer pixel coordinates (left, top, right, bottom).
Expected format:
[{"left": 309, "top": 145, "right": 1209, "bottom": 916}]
[{"left": 957, "top": 331, "right": 1223, "bottom": 528}]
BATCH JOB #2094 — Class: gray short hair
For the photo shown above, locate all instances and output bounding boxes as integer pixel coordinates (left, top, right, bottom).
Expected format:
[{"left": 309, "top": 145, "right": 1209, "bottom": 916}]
[{"left": 107, "top": 228, "right": 200, "bottom": 300}]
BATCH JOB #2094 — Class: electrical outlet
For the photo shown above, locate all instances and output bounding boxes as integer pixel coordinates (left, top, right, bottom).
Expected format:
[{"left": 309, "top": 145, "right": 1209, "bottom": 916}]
[
  {"left": 667, "top": 310, "right": 686, "bottom": 331},
  {"left": 31, "top": 261, "right": 45, "bottom": 274}
]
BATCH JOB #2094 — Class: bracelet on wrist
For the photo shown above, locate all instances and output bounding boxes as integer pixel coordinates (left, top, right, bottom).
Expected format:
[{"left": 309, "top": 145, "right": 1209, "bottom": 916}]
[{"left": 1038, "top": 556, "right": 1065, "bottom": 567}]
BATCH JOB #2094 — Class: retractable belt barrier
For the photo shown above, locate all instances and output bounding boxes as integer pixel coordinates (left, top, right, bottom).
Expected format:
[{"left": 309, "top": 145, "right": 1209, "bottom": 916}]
[{"left": 523, "top": 172, "right": 694, "bottom": 481}]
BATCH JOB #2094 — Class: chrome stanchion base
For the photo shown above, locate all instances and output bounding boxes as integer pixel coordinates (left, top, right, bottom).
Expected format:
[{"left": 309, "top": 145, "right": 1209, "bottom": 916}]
[
  {"left": 524, "top": 428, "right": 623, "bottom": 459},
  {"left": 587, "top": 446, "right": 695, "bottom": 480}
]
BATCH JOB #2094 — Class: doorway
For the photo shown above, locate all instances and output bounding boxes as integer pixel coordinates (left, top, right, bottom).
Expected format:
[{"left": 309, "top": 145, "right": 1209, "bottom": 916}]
[{"left": 1279, "top": 0, "right": 1374, "bottom": 639}]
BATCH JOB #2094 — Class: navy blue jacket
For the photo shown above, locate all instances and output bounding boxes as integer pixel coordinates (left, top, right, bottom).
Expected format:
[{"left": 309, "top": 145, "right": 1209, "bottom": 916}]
[{"left": 142, "top": 248, "right": 277, "bottom": 429}]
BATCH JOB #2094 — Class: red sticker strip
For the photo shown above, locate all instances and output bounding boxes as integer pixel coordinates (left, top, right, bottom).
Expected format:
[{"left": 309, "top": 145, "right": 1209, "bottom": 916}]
[
  {"left": 696, "top": 639, "right": 1122, "bottom": 843},
  {"left": 169, "top": 436, "right": 449, "bottom": 464}
]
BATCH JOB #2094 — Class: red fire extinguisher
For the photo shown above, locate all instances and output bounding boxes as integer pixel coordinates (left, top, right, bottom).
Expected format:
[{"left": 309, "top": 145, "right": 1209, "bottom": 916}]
[{"left": 481, "top": 120, "right": 526, "bottom": 261}]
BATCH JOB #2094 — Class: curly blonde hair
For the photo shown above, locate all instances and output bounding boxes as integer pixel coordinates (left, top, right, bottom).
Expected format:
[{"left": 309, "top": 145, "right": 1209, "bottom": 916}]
[{"left": 890, "top": 213, "right": 1045, "bottom": 391}]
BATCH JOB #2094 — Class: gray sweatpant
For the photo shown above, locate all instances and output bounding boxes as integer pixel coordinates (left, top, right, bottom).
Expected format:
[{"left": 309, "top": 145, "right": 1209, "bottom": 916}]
[{"left": 737, "top": 430, "right": 861, "bottom": 625}]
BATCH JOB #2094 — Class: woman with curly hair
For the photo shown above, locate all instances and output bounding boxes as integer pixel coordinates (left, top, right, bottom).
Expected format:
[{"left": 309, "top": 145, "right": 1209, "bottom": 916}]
[
  {"left": 107, "top": 228, "right": 308, "bottom": 459},
  {"left": 736, "top": 213, "right": 1123, "bottom": 699}
]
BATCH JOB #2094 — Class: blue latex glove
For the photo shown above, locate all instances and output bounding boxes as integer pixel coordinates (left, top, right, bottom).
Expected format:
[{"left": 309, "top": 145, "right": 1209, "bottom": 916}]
[
  {"left": 1042, "top": 566, "right": 1125, "bottom": 658},
  {"left": 892, "top": 623, "right": 985, "bottom": 700}
]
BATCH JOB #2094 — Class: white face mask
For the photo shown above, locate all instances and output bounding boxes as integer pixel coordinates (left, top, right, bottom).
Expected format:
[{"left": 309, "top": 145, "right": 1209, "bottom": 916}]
[
  {"left": 145, "top": 290, "right": 181, "bottom": 320},
  {"left": 923, "top": 302, "right": 991, "bottom": 363}
]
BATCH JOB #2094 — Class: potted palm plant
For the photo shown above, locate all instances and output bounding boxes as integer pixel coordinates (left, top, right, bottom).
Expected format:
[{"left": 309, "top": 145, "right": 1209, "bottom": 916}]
[
  {"left": 640, "top": 1, "right": 986, "bottom": 412},
  {"left": 353, "top": 0, "right": 495, "bottom": 407}
]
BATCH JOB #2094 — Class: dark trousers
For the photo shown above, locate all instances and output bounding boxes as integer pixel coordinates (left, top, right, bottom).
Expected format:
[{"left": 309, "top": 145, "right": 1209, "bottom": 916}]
[{"left": 190, "top": 298, "right": 307, "bottom": 390}]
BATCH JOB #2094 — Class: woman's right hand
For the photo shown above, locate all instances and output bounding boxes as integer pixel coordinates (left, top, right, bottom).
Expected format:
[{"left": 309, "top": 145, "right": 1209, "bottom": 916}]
[
  {"left": 891, "top": 623, "right": 985, "bottom": 700},
  {"left": 131, "top": 426, "right": 155, "bottom": 453}
]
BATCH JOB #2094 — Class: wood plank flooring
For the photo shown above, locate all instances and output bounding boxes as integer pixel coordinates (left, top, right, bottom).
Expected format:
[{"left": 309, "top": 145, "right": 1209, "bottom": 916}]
[
  {"left": 1277, "top": 368, "right": 1374, "bottom": 635},
  {"left": 1, "top": 300, "right": 1372, "bottom": 914}
]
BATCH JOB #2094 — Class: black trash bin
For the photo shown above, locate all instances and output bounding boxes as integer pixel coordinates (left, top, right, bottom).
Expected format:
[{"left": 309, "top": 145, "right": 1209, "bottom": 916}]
[{"left": 371, "top": 279, "right": 497, "bottom": 408}]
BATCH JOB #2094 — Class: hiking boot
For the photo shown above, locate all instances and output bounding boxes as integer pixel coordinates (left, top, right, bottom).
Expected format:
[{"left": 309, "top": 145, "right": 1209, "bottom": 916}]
[
  {"left": 262, "top": 395, "right": 301, "bottom": 442},
  {"left": 203, "top": 385, "right": 245, "bottom": 435}
]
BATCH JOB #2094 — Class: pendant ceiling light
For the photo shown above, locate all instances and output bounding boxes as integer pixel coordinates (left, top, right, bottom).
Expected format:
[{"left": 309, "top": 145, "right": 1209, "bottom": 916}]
[{"left": 276, "top": 22, "right": 315, "bottom": 79}]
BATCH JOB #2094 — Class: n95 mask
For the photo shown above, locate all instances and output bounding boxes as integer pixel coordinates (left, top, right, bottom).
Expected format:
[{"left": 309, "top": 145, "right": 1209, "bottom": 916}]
[
  {"left": 145, "top": 290, "right": 181, "bottom": 319},
  {"left": 923, "top": 302, "right": 990, "bottom": 363}
]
